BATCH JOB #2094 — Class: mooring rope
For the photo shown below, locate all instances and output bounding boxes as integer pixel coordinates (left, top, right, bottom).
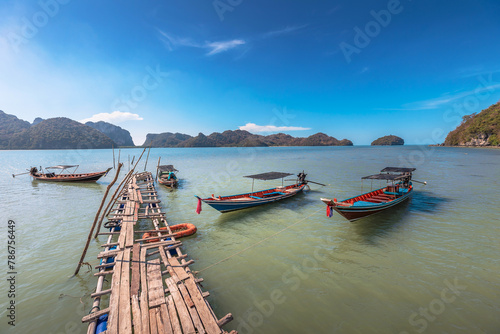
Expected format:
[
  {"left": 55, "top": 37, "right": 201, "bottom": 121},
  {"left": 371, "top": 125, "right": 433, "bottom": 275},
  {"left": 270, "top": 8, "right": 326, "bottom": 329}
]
[{"left": 197, "top": 206, "right": 325, "bottom": 273}]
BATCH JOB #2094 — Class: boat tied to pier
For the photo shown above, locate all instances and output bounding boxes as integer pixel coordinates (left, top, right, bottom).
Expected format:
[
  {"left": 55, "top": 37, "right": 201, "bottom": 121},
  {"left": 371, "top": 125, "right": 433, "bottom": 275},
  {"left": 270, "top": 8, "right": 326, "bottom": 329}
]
[
  {"left": 27, "top": 165, "right": 111, "bottom": 182},
  {"left": 196, "top": 171, "right": 322, "bottom": 213},
  {"left": 321, "top": 167, "right": 425, "bottom": 221}
]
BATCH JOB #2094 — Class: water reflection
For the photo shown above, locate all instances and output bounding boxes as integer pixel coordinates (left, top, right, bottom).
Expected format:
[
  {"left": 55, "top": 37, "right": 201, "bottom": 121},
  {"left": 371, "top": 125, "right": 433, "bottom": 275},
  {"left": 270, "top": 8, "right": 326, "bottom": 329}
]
[
  {"left": 411, "top": 191, "right": 451, "bottom": 213},
  {"left": 349, "top": 200, "right": 411, "bottom": 244}
]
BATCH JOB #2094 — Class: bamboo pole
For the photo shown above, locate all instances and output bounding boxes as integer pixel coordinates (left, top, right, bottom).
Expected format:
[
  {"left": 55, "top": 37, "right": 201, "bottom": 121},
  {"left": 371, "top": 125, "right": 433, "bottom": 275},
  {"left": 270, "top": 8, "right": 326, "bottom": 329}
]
[
  {"left": 112, "top": 144, "right": 115, "bottom": 169},
  {"left": 155, "top": 157, "right": 161, "bottom": 182},
  {"left": 94, "top": 169, "right": 134, "bottom": 238},
  {"left": 73, "top": 163, "right": 123, "bottom": 276},
  {"left": 144, "top": 144, "right": 152, "bottom": 171},
  {"left": 118, "top": 149, "right": 121, "bottom": 165}
]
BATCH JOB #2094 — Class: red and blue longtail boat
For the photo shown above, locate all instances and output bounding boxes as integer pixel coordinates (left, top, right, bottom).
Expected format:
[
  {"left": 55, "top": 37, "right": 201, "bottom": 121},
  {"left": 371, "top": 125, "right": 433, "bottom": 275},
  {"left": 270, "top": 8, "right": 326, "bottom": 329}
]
[
  {"left": 196, "top": 172, "right": 310, "bottom": 213},
  {"left": 28, "top": 165, "right": 111, "bottom": 182},
  {"left": 321, "top": 167, "right": 424, "bottom": 221}
]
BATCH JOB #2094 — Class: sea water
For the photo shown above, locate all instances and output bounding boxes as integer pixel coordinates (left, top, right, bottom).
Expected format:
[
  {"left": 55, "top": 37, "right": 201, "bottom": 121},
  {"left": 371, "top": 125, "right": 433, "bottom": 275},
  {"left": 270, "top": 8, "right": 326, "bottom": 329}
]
[{"left": 0, "top": 146, "right": 498, "bottom": 333}]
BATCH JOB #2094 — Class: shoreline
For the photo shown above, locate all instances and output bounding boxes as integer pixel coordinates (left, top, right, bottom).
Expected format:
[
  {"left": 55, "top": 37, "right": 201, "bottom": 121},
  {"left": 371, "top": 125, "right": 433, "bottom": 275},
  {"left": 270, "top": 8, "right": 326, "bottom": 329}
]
[{"left": 429, "top": 145, "right": 500, "bottom": 150}]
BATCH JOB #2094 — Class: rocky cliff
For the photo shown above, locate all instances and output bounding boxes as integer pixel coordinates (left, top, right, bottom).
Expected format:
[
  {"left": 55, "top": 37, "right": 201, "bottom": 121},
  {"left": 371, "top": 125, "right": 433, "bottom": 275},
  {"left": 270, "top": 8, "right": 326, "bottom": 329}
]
[
  {"left": 86, "top": 121, "right": 135, "bottom": 147},
  {"left": 444, "top": 101, "right": 500, "bottom": 146}
]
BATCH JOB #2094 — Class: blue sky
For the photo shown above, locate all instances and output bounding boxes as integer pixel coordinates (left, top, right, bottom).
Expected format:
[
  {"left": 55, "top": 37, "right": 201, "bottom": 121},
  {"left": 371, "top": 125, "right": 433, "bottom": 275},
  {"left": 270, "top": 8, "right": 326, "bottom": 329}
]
[{"left": 1, "top": 0, "right": 500, "bottom": 145}]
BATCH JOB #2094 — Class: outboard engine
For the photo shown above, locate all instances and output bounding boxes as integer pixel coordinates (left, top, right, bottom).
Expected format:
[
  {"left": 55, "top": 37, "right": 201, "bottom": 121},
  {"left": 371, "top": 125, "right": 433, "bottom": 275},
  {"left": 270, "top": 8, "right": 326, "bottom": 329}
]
[{"left": 297, "top": 172, "right": 307, "bottom": 184}]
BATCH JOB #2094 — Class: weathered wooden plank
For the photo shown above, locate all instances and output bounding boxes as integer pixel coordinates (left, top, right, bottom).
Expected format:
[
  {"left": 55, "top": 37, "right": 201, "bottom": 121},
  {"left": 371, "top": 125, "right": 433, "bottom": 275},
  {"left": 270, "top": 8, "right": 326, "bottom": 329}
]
[
  {"left": 131, "top": 294, "right": 143, "bottom": 334},
  {"left": 130, "top": 243, "right": 141, "bottom": 296},
  {"left": 106, "top": 251, "right": 124, "bottom": 332},
  {"left": 165, "top": 278, "right": 196, "bottom": 334},
  {"left": 158, "top": 248, "right": 181, "bottom": 283},
  {"left": 179, "top": 288, "right": 206, "bottom": 334},
  {"left": 177, "top": 282, "right": 195, "bottom": 308},
  {"left": 184, "top": 277, "right": 222, "bottom": 334},
  {"left": 147, "top": 258, "right": 166, "bottom": 308},
  {"left": 97, "top": 248, "right": 123, "bottom": 259},
  {"left": 149, "top": 308, "right": 158, "bottom": 334},
  {"left": 137, "top": 188, "right": 143, "bottom": 203},
  {"left": 168, "top": 256, "right": 190, "bottom": 281},
  {"left": 155, "top": 307, "right": 167, "bottom": 333},
  {"left": 140, "top": 248, "right": 150, "bottom": 334},
  {"left": 217, "top": 313, "right": 234, "bottom": 328},
  {"left": 81, "top": 307, "right": 110, "bottom": 323},
  {"left": 159, "top": 303, "right": 173, "bottom": 334},
  {"left": 126, "top": 220, "right": 134, "bottom": 247},
  {"left": 118, "top": 248, "right": 132, "bottom": 333},
  {"left": 166, "top": 295, "right": 183, "bottom": 334}
]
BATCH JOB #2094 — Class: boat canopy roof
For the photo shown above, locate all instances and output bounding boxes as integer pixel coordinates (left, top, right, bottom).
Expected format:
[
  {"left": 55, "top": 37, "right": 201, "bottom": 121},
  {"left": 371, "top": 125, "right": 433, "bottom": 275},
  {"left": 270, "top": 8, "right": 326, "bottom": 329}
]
[
  {"left": 380, "top": 167, "right": 416, "bottom": 173},
  {"left": 244, "top": 172, "right": 293, "bottom": 180},
  {"left": 46, "top": 165, "right": 78, "bottom": 169},
  {"left": 362, "top": 173, "right": 406, "bottom": 180},
  {"left": 158, "top": 165, "right": 178, "bottom": 172}
]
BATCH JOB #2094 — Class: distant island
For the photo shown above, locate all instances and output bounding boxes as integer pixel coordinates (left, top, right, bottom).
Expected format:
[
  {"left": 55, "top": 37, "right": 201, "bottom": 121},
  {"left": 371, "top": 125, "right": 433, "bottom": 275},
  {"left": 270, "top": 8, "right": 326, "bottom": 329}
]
[
  {"left": 143, "top": 130, "right": 353, "bottom": 147},
  {"left": 371, "top": 135, "right": 404, "bottom": 146},
  {"left": 0, "top": 110, "right": 353, "bottom": 149},
  {"left": 443, "top": 101, "right": 499, "bottom": 147}
]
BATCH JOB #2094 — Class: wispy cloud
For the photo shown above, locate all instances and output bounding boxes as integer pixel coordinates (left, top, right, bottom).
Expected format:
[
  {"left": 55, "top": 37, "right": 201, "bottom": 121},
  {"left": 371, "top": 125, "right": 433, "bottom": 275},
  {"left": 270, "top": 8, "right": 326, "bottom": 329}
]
[
  {"left": 206, "top": 39, "right": 245, "bottom": 56},
  {"left": 158, "top": 29, "right": 244, "bottom": 56},
  {"left": 376, "top": 82, "right": 500, "bottom": 111},
  {"left": 239, "top": 123, "right": 311, "bottom": 133},
  {"left": 262, "top": 25, "right": 308, "bottom": 38},
  {"left": 80, "top": 111, "right": 143, "bottom": 124},
  {"left": 158, "top": 30, "right": 201, "bottom": 51}
]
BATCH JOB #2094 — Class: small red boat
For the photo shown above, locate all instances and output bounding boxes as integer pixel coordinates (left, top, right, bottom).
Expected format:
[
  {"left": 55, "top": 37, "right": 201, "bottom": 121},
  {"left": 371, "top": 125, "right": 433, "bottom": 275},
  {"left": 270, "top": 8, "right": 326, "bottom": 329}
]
[
  {"left": 321, "top": 167, "right": 424, "bottom": 221},
  {"left": 196, "top": 172, "right": 321, "bottom": 213},
  {"left": 29, "top": 165, "right": 111, "bottom": 182}
]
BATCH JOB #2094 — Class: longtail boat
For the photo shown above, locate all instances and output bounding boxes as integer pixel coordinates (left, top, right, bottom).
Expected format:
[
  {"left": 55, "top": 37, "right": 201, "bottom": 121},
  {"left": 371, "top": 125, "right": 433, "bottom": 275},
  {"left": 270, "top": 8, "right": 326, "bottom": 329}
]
[
  {"left": 29, "top": 165, "right": 111, "bottom": 182},
  {"left": 157, "top": 165, "right": 179, "bottom": 188},
  {"left": 321, "top": 167, "right": 424, "bottom": 221},
  {"left": 196, "top": 171, "right": 312, "bottom": 213}
]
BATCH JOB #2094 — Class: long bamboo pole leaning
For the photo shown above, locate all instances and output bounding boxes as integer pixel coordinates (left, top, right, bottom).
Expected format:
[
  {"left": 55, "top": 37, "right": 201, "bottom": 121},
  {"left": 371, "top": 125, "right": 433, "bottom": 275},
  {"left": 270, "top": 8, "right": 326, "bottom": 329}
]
[
  {"left": 73, "top": 163, "right": 123, "bottom": 276},
  {"left": 144, "top": 143, "right": 152, "bottom": 171},
  {"left": 97, "top": 147, "right": 148, "bottom": 234},
  {"left": 155, "top": 157, "right": 161, "bottom": 182},
  {"left": 93, "top": 169, "right": 134, "bottom": 239}
]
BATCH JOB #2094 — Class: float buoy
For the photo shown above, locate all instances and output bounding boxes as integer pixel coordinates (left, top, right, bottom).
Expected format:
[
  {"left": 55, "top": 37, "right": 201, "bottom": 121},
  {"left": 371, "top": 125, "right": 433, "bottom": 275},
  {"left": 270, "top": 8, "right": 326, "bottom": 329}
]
[{"left": 142, "top": 223, "right": 197, "bottom": 243}]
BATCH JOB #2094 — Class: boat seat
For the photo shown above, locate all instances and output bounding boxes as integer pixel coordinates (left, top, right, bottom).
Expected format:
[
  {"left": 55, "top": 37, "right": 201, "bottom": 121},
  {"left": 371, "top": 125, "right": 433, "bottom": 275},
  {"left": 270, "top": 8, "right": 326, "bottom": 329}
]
[
  {"left": 263, "top": 192, "right": 286, "bottom": 197},
  {"left": 353, "top": 201, "right": 380, "bottom": 206}
]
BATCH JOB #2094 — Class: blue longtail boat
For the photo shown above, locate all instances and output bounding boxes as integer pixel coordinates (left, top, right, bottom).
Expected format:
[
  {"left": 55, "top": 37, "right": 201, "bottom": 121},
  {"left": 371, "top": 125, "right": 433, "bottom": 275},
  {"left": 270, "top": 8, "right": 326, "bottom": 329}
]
[
  {"left": 321, "top": 167, "right": 425, "bottom": 221},
  {"left": 196, "top": 171, "right": 311, "bottom": 213}
]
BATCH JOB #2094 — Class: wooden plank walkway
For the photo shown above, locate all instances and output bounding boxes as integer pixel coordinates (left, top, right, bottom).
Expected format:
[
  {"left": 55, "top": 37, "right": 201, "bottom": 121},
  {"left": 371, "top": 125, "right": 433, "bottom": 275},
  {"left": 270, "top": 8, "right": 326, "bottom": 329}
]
[{"left": 83, "top": 171, "right": 235, "bottom": 334}]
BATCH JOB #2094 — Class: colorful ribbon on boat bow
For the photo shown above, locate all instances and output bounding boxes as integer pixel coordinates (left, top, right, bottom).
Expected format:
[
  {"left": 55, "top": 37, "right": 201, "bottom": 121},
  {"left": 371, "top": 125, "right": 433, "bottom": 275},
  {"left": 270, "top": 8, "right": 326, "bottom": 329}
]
[
  {"left": 326, "top": 205, "right": 333, "bottom": 217},
  {"left": 196, "top": 198, "right": 202, "bottom": 214}
]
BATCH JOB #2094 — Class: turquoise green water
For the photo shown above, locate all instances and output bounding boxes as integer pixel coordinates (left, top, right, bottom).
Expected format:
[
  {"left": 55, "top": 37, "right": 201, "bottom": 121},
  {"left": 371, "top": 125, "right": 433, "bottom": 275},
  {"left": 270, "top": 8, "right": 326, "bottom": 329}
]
[{"left": 0, "top": 146, "right": 499, "bottom": 333}]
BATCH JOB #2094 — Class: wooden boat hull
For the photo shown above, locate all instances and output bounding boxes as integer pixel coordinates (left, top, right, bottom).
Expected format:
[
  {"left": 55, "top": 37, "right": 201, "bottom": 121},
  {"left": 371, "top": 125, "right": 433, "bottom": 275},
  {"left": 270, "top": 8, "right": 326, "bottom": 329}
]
[
  {"left": 30, "top": 169, "right": 110, "bottom": 182},
  {"left": 198, "top": 183, "right": 306, "bottom": 213},
  {"left": 322, "top": 186, "right": 413, "bottom": 221},
  {"left": 158, "top": 178, "right": 178, "bottom": 188}
]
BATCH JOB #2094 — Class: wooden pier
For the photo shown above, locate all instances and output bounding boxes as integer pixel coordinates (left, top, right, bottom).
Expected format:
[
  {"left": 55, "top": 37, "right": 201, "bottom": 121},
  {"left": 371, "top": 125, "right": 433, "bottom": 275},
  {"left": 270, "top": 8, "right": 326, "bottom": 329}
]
[{"left": 82, "top": 171, "right": 234, "bottom": 334}]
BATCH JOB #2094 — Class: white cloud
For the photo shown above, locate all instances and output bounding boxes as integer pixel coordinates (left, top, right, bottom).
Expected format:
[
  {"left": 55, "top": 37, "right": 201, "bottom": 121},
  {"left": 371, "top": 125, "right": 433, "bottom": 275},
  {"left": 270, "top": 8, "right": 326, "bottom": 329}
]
[
  {"left": 262, "top": 25, "right": 308, "bottom": 38},
  {"left": 239, "top": 123, "right": 311, "bottom": 133},
  {"left": 80, "top": 111, "right": 143, "bottom": 124},
  {"left": 158, "top": 29, "right": 245, "bottom": 56},
  {"left": 206, "top": 39, "right": 245, "bottom": 56}
]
